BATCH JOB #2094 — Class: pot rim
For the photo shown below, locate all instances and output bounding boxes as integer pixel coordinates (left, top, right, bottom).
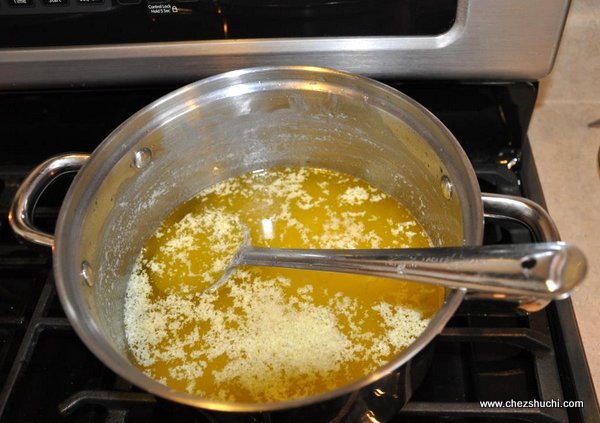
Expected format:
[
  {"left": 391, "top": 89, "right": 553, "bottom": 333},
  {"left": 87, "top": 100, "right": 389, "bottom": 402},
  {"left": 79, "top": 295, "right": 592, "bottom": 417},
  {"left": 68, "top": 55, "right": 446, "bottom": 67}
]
[{"left": 53, "top": 66, "right": 482, "bottom": 412}]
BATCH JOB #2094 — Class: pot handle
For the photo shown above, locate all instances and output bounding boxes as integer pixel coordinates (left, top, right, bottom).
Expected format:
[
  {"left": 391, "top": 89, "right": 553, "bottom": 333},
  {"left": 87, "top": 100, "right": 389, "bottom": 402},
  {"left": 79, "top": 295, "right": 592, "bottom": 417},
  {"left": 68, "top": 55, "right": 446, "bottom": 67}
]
[
  {"left": 468, "top": 193, "right": 562, "bottom": 312},
  {"left": 8, "top": 154, "right": 90, "bottom": 248},
  {"left": 481, "top": 193, "right": 560, "bottom": 242}
]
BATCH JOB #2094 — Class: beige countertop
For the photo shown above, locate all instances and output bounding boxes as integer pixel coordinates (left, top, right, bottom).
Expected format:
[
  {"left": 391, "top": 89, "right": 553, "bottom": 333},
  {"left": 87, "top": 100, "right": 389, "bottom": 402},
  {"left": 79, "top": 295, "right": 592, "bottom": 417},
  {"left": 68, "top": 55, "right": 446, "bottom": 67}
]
[{"left": 528, "top": 0, "right": 599, "bottom": 403}]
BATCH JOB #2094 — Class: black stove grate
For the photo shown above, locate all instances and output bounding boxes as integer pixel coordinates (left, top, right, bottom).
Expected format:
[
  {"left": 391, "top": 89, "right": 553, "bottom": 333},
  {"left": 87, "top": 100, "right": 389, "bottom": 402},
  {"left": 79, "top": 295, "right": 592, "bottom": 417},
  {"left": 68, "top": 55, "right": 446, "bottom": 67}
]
[{"left": 0, "top": 165, "right": 584, "bottom": 423}]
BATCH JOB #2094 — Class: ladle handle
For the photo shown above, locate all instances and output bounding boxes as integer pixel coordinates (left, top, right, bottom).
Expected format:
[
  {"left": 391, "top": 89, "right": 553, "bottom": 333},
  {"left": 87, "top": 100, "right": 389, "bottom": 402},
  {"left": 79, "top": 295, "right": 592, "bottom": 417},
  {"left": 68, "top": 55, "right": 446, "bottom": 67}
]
[{"left": 238, "top": 242, "right": 586, "bottom": 301}]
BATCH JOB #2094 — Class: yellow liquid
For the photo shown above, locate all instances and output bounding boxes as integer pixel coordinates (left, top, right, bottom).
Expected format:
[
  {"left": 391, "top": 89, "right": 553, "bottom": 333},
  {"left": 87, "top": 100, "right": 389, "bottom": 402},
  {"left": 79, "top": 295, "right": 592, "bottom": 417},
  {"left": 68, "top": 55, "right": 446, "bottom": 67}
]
[{"left": 124, "top": 167, "right": 444, "bottom": 403}]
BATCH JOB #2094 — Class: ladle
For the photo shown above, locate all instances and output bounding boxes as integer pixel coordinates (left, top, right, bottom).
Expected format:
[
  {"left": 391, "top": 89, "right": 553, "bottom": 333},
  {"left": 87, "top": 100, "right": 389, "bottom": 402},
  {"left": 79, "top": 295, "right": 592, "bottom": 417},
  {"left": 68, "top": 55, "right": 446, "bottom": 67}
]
[{"left": 211, "top": 240, "right": 586, "bottom": 300}]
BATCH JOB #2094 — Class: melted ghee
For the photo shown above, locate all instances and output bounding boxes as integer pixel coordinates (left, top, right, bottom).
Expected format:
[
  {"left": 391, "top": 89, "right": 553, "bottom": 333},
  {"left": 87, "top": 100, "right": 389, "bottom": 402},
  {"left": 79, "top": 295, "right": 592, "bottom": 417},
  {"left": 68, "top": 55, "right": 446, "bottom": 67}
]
[{"left": 124, "top": 167, "right": 445, "bottom": 403}]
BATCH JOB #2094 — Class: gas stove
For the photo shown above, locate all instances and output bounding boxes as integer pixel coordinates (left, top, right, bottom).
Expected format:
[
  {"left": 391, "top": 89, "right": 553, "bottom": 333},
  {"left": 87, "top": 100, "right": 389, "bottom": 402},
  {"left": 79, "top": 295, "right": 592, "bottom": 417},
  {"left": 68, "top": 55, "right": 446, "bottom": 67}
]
[
  {"left": 0, "top": 0, "right": 598, "bottom": 421},
  {"left": 0, "top": 82, "right": 597, "bottom": 422}
]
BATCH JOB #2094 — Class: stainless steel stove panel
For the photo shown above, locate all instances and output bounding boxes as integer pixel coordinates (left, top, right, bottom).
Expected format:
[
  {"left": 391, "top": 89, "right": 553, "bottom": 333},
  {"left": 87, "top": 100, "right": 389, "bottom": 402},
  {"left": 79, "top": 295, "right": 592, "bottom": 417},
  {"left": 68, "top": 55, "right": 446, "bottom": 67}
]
[{"left": 0, "top": 0, "right": 570, "bottom": 88}]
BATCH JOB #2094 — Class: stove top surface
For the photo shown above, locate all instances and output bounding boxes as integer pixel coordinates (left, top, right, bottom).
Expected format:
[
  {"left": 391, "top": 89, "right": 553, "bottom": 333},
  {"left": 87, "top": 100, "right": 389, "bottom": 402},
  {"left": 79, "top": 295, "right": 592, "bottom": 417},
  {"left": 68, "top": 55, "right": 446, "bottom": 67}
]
[{"left": 0, "top": 81, "right": 596, "bottom": 422}]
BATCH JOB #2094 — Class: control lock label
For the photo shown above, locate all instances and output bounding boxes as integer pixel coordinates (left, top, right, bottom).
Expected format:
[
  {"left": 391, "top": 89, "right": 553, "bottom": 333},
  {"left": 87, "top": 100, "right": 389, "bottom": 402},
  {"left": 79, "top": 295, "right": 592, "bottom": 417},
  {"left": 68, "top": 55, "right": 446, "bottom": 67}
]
[{"left": 148, "top": 3, "right": 179, "bottom": 14}]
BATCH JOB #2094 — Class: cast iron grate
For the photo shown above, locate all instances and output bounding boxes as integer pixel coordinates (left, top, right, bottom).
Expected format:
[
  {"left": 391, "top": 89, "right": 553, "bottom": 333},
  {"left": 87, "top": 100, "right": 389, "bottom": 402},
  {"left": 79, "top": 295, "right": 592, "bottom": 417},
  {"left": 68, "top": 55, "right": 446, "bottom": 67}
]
[{"left": 0, "top": 166, "right": 584, "bottom": 423}]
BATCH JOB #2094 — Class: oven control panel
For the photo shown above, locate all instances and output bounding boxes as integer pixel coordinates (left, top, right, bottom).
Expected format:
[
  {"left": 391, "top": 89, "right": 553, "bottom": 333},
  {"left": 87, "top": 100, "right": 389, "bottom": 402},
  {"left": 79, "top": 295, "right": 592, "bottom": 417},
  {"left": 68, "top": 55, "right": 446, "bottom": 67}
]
[
  {"left": 0, "top": 0, "right": 457, "bottom": 47},
  {"left": 0, "top": 0, "right": 570, "bottom": 88},
  {"left": 0, "top": 0, "right": 113, "bottom": 14},
  {"left": 0, "top": 0, "right": 213, "bottom": 15}
]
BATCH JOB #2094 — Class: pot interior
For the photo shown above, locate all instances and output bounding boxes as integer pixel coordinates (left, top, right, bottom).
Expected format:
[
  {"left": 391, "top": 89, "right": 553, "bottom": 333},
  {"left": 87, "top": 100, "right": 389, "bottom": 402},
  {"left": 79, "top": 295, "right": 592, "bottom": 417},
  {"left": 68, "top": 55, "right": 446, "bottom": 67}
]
[{"left": 55, "top": 67, "right": 482, "bottom": 409}]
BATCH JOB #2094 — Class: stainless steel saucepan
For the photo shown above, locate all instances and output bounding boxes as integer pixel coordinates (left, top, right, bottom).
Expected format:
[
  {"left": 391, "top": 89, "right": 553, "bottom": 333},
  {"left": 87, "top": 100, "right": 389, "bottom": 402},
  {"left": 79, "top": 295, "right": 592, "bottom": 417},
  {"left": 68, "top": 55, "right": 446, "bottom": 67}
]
[{"left": 8, "top": 66, "right": 586, "bottom": 422}]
